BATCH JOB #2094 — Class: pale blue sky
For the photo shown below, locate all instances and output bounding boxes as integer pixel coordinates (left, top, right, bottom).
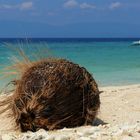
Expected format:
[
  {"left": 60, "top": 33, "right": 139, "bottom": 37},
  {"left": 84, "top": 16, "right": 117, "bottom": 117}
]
[{"left": 0, "top": 0, "right": 140, "bottom": 38}]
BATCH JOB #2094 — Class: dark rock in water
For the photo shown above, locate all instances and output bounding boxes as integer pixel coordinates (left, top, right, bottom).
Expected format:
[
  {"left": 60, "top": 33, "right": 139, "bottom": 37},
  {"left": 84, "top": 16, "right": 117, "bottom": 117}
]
[{"left": 12, "top": 59, "right": 100, "bottom": 132}]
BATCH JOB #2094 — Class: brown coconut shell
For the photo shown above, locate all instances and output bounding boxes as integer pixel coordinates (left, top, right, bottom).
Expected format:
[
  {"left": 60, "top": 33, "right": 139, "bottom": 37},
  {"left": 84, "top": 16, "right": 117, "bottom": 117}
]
[{"left": 11, "top": 58, "right": 100, "bottom": 132}]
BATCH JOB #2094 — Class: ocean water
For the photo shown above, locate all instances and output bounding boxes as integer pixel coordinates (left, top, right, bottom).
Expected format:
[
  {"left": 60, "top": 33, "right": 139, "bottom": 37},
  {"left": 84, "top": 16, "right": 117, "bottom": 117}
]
[{"left": 0, "top": 38, "right": 140, "bottom": 88}]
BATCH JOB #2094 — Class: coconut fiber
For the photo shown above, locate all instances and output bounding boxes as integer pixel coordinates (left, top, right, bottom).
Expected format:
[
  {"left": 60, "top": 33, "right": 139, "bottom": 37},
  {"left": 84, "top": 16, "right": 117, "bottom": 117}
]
[{"left": 2, "top": 58, "right": 101, "bottom": 132}]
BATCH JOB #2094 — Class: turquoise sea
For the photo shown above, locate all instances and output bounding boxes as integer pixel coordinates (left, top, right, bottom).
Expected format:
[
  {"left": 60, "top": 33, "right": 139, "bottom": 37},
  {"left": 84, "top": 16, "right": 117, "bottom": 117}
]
[{"left": 0, "top": 38, "right": 140, "bottom": 88}]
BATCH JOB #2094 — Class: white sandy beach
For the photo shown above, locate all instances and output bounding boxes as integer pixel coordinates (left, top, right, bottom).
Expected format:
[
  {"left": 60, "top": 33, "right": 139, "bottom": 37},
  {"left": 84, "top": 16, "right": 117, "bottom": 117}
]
[{"left": 0, "top": 84, "right": 140, "bottom": 140}]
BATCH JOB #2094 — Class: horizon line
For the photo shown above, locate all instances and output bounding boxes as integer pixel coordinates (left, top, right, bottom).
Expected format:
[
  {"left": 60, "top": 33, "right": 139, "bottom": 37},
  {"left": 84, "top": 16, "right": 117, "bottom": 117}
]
[{"left": 0, "top": 37, "right": 140, "bottom": 39}]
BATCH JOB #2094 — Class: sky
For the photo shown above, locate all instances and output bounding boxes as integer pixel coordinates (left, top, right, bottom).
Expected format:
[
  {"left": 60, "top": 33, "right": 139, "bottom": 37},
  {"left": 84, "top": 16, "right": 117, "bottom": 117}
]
[{"left": 0, "top": 0, "right": 140, "bottom": 38}]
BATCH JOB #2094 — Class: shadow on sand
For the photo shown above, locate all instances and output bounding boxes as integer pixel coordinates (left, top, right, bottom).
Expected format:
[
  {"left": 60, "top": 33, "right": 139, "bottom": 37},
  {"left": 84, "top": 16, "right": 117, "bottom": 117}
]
[{"left": 92, "top": 118, "right": 108, "bottom": 126}]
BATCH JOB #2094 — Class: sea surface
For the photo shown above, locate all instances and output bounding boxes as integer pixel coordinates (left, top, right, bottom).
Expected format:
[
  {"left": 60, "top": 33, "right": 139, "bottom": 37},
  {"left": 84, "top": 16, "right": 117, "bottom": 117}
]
[{"left": 0, "top": 38, "right": 140, "bottom": 89}]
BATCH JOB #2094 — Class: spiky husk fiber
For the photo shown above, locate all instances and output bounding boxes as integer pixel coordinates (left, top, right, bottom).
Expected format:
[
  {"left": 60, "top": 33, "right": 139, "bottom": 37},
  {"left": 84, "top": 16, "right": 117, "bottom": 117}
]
[{"left": 11, "top": 59, "right": 100, "bottom": 132}]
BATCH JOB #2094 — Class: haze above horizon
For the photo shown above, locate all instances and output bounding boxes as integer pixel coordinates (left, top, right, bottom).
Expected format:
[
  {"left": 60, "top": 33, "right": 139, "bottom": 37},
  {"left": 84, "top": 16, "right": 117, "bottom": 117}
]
[{"left": 0, "top": 0, "right": 140, "bottom": 38}]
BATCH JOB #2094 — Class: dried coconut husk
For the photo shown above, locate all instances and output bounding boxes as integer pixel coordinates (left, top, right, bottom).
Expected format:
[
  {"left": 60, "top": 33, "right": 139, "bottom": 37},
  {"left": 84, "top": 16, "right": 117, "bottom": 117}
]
[
  {"left": 11, "top": 58, "right": 100, "bottom": 132},
  {"left": 0, "top": 47, "right": 101, "bottom": 132}
]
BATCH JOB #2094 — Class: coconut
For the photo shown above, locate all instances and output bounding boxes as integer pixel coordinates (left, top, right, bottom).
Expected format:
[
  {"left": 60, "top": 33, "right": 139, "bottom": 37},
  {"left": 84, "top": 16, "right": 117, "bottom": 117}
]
[
  {"left": 1, "top": 58, "right": 100, "bottom": 132},
  {"left": 11, "top": 59, "right": 100, "bottom": 132}
]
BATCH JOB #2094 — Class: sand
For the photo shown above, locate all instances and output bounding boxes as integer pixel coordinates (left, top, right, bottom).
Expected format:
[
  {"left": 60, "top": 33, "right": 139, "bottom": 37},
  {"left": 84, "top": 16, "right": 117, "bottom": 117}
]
[{"left": 0, "top": 84, "right": 140, "bottom": 140}]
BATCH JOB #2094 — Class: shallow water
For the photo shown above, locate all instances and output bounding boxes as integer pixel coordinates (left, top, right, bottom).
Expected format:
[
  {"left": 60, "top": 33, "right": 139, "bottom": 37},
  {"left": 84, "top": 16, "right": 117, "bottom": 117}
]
[{"left": 0, "top": 38, "right": 140, "bottom": 88}]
